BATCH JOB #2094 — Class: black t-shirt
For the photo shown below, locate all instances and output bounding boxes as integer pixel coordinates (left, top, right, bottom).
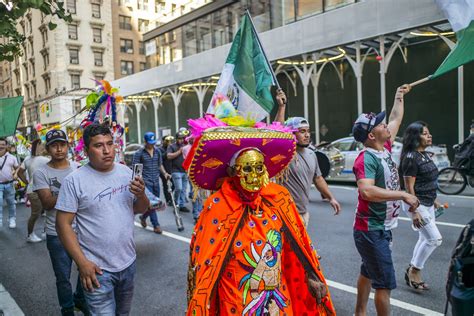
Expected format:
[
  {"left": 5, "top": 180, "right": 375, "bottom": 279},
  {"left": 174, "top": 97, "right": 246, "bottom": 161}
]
[
  {"left": 159, "top": 145, "right": 172, "bottom": 173},
  {"left": 401, "top": 151, "right": 438, "bottom": 206},
  {"left": 166, "top": 143, "right": 185, "bottom": 173}
]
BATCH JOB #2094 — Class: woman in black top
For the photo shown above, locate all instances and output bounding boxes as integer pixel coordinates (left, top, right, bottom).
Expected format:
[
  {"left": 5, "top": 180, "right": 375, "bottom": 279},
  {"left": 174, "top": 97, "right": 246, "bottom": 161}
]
[{"left": 400, "top": 121, "right": 443, "bottom": 291}]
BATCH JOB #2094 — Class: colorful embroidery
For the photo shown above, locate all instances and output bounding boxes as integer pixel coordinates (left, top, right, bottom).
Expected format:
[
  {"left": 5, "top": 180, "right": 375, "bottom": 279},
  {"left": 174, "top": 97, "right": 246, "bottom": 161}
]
[{"left": 238, "top": 230, "right": 288, "bottom": 315}]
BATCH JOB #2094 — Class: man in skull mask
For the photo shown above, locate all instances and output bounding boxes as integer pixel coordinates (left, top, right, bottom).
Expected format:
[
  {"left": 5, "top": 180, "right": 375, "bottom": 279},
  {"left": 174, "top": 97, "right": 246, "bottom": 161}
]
[{"left": 185, "top": 126, "right": 335, "bottom": 316}]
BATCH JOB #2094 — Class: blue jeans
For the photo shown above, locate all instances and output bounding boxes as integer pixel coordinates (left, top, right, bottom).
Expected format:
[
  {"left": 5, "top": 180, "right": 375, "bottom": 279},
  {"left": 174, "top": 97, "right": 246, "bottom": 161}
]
[
  {"left": 0, "top": 182, "right": 16, "bottom": 225},
  {"left": 83, "top": 261, "right": 136, "bottom": 316},
  {"left": 46, "top": 235, "right": 87, "bottom": 313},
  {"left": 141, "top": 180, "right": 160, "bottom": 227},
  {"left": 171, "top": 172, "right": 188, "bottom": 207},
  {"left": 190, "top": 183, "right": 202, "bottom": 220}
]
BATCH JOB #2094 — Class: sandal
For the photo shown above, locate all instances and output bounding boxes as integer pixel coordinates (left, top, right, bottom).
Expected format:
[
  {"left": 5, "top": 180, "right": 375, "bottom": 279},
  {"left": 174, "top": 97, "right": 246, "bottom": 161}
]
[{"left": 405, "top": 266, "right": 430, "bottom": 290}]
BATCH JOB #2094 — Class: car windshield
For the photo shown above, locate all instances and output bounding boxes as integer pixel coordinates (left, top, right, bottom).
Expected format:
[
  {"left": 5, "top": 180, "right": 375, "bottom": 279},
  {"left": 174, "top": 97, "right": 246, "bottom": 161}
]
[{"left": 331, "top": 140, "right": 353, "bottom": 152}]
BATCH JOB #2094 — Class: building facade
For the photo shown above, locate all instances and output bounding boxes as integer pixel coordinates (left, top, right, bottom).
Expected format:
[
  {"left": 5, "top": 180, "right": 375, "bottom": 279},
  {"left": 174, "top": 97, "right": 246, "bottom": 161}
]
[
  {"left": 112, "top": 0, "right": 211, "bottom": 80},
  {"left": 10, "top": 0, "right": 114, "bottom": 134},
  {"left": 112, "top": 0, "right": 473, "bottom": 155}
]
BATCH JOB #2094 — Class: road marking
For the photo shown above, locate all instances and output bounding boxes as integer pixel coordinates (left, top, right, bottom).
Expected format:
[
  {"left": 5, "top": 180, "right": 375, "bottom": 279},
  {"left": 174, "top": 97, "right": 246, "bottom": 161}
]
[
  {"left": 0, "top": 283, "right": 24, "bottom": 316},
  {"left": 136, "top": 221, "right": 444, "bottom": 315},
  {"left": 438, "top": 193, "right": 474, "bottom": 200},
  {"left": 326, "top": 280, "right": 443, "bottom": 316},
  {"left": 328, "top": 185, "right": 356, "bottom": 191},
  {"left": 398, "top": 217, "right": 465, "bottom": 228}
]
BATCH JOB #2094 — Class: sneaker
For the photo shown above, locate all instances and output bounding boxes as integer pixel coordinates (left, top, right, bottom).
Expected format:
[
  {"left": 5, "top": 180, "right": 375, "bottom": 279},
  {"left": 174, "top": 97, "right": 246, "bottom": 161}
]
[
  {"left": 139, "top": 215, "right": 147, "bottom": 228},
  {"left": 8, "top": 218, "right": 16, "bottom": 229},
  {"left": 179, "top": 206, "right": 191, "bottom": 213},
  {"left": 27, "top": 233, "right": 42, "bottom": 243},
  {"left": 153, "top": 226, "right": 163, "bottom": 234}
]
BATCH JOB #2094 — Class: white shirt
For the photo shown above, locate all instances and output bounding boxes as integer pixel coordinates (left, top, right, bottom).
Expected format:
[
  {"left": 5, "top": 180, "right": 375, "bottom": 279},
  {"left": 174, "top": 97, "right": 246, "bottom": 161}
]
[{"left": 0, "top": 153, "right": 19, "bottom": 183}]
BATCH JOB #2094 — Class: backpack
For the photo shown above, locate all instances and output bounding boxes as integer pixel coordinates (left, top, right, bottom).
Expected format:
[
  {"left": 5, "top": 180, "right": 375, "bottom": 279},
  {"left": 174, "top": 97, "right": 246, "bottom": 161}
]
[{"left": 445, "top": 219, "right": 474, "bottom": 316}]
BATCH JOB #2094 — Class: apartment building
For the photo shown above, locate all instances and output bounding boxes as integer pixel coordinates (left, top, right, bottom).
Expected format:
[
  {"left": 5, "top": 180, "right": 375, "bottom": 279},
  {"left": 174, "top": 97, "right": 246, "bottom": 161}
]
[
  {"left": 112, "top": 0, "right": 211, "bottom": 79},
  {"left": 11, "top": 0, "right": 114, "bottom": 133}
]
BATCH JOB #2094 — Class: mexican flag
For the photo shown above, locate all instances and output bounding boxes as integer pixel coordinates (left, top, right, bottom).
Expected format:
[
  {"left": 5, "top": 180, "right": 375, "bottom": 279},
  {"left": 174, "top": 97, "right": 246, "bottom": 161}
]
[
  {"left": 432, "top": 0, "right": 474, "bottom": 78},
  {"left": 207, "top": 13, "right": 276, "bottom": 122}
]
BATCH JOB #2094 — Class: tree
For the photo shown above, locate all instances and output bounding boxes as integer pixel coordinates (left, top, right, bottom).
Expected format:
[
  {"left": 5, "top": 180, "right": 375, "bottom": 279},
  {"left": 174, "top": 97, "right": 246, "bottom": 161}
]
[{"left": 0, "top": 1, "right": 72, "bottom": 62}]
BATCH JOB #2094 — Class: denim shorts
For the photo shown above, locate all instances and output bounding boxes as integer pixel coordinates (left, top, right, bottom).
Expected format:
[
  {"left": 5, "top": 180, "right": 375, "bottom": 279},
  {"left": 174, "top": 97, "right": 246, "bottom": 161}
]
[{"left": 353, "top": 229, "right": 396, "bottom": 290}]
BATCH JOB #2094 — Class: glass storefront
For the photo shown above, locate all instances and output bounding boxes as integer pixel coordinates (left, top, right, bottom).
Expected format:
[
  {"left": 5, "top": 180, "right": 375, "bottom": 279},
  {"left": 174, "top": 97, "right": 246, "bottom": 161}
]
[{"left": 145, "top": 0, "right": 357, "bottom": 68}]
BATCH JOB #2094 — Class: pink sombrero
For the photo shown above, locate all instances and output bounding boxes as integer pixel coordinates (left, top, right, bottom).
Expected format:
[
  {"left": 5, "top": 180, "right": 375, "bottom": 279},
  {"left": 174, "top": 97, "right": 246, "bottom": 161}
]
[{"left": 186, "top": 126, "right": 296, "bottom": 191}]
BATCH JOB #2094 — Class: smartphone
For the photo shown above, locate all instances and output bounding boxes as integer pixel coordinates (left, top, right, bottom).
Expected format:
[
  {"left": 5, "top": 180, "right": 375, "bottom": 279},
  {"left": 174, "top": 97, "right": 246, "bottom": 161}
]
[{"left": 132, "top": 163, "right": 143, "bottom": 179}]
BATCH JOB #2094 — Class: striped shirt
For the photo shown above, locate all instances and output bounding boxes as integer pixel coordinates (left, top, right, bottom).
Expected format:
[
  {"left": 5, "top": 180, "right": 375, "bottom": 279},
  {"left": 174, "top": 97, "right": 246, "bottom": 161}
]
[
  {"left": 353, "top": 141, "right": 401, "bottom": 231},
  {"left": 132, "top": 147, "right": 162, "bottom": 184}
]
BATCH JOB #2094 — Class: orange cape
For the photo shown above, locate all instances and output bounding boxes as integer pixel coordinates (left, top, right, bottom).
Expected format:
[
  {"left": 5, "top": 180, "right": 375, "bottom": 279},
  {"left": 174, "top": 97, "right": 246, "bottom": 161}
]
[{"left": 187, "top": 179, "right": 336, "bottom": 315}]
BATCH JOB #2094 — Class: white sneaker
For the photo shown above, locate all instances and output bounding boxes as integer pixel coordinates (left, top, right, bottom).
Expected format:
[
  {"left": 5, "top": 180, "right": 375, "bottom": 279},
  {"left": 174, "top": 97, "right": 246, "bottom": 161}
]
[
  {"left": 27, "top": 233, "right": 42, "bottom": 243},
  {"left": 8, "top": 218, "right": 16, "bottom": 229}
]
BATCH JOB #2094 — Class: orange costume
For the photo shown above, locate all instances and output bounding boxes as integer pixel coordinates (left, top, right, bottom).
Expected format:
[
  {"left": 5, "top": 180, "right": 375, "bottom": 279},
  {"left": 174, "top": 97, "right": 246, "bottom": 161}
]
[
  {"left": 184, "top": 123, "right": 335, "bottom": 316},
  {"left": 187, "top": 178, "right": 335, "bottom": 315}
]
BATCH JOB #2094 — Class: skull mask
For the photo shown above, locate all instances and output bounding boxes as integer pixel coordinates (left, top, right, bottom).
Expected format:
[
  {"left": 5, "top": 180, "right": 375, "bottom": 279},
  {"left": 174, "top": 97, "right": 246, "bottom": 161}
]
[{"left": 233, "top": 149, "right": 269, "bottom": 192}]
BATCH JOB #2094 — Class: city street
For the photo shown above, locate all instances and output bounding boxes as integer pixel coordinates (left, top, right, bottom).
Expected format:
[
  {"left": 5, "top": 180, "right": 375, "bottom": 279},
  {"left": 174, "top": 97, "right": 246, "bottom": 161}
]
[{"left": 1, "top": 185, "right": 473, "bottom": 316}]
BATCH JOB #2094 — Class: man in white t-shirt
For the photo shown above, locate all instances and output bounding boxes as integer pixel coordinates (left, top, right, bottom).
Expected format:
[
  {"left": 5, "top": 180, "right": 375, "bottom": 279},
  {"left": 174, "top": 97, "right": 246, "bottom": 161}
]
[
  {"left": 0, "top": 137, "right": 19, "bottom": 228},
  {"left": 17, "top": 139, "right": 49, "bottom": 242},
  {"left": 56, "top": 123, "right": 149, "bottom": 315}
]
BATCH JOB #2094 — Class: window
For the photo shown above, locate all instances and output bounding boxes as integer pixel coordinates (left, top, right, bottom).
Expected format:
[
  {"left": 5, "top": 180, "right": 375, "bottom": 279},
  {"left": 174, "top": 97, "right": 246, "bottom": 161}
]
[
  {"left": 91, "top": 3, "right": 101, "bottom": 18},
  {"left": 71, "top": 74, "right": 80, "bottom": 89},
  {"left": 94, "top": 51, "right": 103, "bottom": 66},
  {"left": 155, "top": 1, "right": 164, "bottom": 13},
  {"left": 69, "top": 48, "right": 79, "bottom": 64},
  {"left": 137, "top": 0, "right": 148, "bottom": 11},
  {"left": 28, "top": 16, "right": 32, "bottom": 33},
  {"left": 119, "top": 15, "right": 132, "bottom": 30},
  {"left": 297, "top": 0, "right": 323, "bottom": 19},
  {"left": 331, "top": 139, "right": 354, "bottom": 152},
  {"left": 92, "top": 28, "right": 102, "bottom": 43},
  {"left": 138, "top": 19, "right": 149, "bottom": 32},
  {"left": 25, "top": 85, "right": 30, "bottom": 101},
  {"left": 42, "top": 52, "right": 49, "bottom": 70},
  {"left": 29, "top": 38, "right": 34, "bottom": 56},
  {"left": 120, "top": 39, "right": 133, "bottom": 53},
  {"left": 74, "top": 99, "right": 81, "bottom": 113},
  {"left": 120, "top": 60, "right": 133, "bottom": 75},
  {"left": 44, "top": 76, "right": 51, "bottom": 93},
  {"left": 30, "top": 60, "right": 35, "bottom": 77},
  {"left": 68, "top": 24, "right": 78, "bottom": 40},
  {"left": 94, "top": 73, "right": 105, "bottom": 81},
  {"left": 139, "top": 62, "right": 146, "bottom": 72},
  {"left": 23, "top": 64, "right": 29, "bottom": 80},
  {"left": 41, "top": 28, "right": 48, "bottom": 46},
  {"left": 139, "top": 41, "right": 145, "bottom": 55},
  {"left": 32, "top": 83, "right": 37, "bottom": 99},
  {"left": 67, "top": 0, "right": 76, "bottom": 14}
]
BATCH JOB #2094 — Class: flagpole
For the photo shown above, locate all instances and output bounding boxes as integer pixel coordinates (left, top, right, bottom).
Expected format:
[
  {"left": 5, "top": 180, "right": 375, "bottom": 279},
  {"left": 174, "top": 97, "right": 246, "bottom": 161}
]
[
  {"left": 245, "top": 10, "right": 281, "bottom": 90},
  {"left": 408, "top": 76, "right": 431, "bottom": 88}
]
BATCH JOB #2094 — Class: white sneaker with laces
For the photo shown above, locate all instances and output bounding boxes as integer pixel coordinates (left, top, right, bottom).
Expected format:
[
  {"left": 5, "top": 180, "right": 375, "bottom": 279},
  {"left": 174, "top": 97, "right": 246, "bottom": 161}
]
[
  {"left": 9, "top": 218, "right": 16, "bottom": 229},
  {"left": 27, "top": 233, "right": 42, "bottom": 243}
]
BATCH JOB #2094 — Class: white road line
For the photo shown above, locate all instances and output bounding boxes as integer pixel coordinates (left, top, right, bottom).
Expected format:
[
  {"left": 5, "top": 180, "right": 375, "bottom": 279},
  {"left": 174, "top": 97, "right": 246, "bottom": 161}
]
[
  {"left": 398, "top": 217, "right": 465, "bottom": 228},
  {"left": 0, "top": 283, "right": 25, "bottom": 316},
  {"left": 326, "top": 280, "right": 443, "bottom": 316},
  {"left": 135, "top": 221, "right": 443, "bottom": 315},
  {"left": 328, "top": 185, "right": 357, "bottom": 191}
]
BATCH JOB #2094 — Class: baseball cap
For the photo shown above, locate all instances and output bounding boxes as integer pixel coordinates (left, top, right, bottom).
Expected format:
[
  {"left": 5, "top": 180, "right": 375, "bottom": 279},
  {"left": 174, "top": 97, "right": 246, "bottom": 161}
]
[
  {"left": 45, "top": 129, "right": 68, "bottom": 146},
  {"left": 352, "top": 111, "right": 386, "bottom": 143},
  {"left": 176, "top": 127, "right": 189, "bottom": 139},
  {"left": 144, "top": 132, "right": 157, "bottom": 144},
  {"left": 284, "top": 117, "right": 310, "bottom": 130}
]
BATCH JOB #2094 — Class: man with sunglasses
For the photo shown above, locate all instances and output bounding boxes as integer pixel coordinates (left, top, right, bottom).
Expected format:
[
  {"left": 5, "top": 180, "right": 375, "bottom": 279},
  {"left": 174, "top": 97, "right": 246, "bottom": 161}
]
[{"left": 352, "top": 84, "right": 419, "bottom": 316}]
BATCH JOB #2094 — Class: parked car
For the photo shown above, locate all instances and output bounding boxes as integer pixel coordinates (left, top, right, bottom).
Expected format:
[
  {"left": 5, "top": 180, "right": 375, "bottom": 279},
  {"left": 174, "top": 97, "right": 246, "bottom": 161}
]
[
  {"left": 309, "top": 144, "right": 345, "bottom": 179},
  {"left": 123, "top": 143, "right": 142, "bottom": 167},
  {"left": 319, "top": 136, "right": 451, "bottom": 182}
]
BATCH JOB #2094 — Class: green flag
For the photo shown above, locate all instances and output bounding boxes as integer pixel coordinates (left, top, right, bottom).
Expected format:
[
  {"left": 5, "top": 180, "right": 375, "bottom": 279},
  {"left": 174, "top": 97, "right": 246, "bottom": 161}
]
[
  {"left": 207, "top": 13, "right": 276, "bottom": 121},
  {"left": 432, "top": 0, "right": 474, "bottom": 78},
  {"left": 0, "top": 96, "right": 23, "bottom": 137}
]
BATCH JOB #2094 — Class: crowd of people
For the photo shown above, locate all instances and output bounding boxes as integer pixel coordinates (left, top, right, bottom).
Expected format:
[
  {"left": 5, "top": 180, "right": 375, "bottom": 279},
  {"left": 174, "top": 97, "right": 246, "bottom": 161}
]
[{"left": 0, "top": 83, "right": 471, "bottom": 315}]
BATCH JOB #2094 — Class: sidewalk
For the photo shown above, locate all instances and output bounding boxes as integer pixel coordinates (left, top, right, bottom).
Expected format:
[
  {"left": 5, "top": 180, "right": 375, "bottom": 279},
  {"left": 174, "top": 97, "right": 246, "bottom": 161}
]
[{"left": 0, "top": 283, "right": 24, "bottom": 316}]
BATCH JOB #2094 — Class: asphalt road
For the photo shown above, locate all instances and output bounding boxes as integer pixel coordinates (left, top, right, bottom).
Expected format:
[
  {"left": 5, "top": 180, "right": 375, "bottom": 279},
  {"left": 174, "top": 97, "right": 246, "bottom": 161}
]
[{"left": 0, "top": 185, "right": 473, "bottom": 316}]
